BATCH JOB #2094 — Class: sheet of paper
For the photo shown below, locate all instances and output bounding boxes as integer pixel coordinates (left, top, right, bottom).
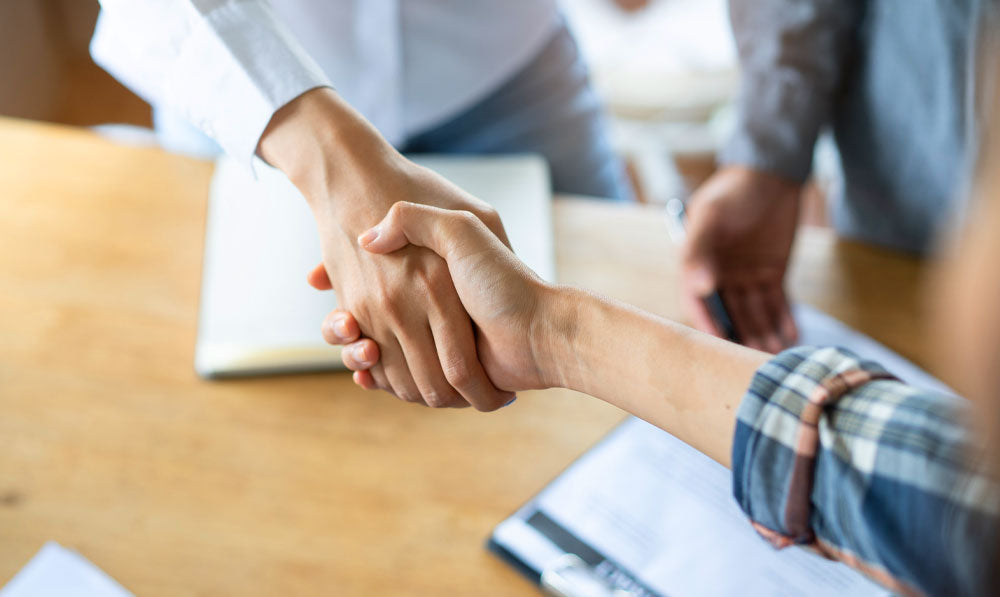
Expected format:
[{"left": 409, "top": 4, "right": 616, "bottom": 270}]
[
  {"left": 1, "top": 542, "right": 133, "bottom": 597},
  {"left": 494, "top": 305, "right": 955, "bottom": 596},
  {"left": 532, "top": 418, "right": 888, "bottom": 596},
  {"left": 794, "top": 304, "right": 955, "bottom": 397}
]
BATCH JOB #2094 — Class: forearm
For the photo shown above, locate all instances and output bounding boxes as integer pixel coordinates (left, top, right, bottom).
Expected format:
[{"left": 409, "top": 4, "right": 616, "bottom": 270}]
[
  {"left": 258, "top": 88, "right": 402, "bottom": 234},
  {"left": 537, "top": 286, "right": 769, "bottom": 466}
]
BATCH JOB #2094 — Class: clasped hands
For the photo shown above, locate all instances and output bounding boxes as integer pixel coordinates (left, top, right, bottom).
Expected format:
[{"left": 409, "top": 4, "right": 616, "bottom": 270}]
[
  {"left": 310, "top": 198, "right": 558, "bottom": 410},
  {"left": 260, "top": 89, "right": 549, "bottom": 411}
]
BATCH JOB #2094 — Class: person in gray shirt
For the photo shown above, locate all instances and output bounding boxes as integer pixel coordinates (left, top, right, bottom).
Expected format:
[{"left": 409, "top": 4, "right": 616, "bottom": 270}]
[{"left": 679, "top": 0, "right": 995, "bottom": 353}]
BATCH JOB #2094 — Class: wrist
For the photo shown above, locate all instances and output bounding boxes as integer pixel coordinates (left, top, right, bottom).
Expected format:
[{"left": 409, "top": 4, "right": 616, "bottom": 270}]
[
  {"left": 727, "top": 165, "right": 803, "bottom": 199},
  {"left": 258, "top": 88, "right": 401, "bottom": 230},
  {"left": 529, "top": 284, "right": 592, "bottom": 390}
]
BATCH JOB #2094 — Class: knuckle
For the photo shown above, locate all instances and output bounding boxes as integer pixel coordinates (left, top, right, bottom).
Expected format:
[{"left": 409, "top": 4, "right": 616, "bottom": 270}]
[
  {"left": 397, "top": 390, "right": 420, "bottom": 404},
  {"left": 457, "top": 209, "right": 480, "bottom": 227},
  {"left": 442, "top": 356, "right": 475, "bottom": 391},
  {"left": 444, "top": 209, "right": 476, "bottom": 234},
  {"left": 472, "top": 204, "right": 499, "bottom": 223},
  {"left": 422, "top": 388, "right": 455, "bottom": 409},
  {"left": 389, "top": 201, "right": 408, "bottom": 221}
]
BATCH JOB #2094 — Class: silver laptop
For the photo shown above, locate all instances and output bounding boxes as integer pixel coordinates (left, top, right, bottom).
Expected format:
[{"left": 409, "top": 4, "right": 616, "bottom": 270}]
[{"left": 195, "top": 154, "right": 554, "bottom": 378}]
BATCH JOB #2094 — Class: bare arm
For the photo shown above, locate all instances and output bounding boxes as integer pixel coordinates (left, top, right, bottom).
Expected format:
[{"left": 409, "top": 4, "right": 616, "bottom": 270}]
[
  {"left": 541, "top": 287, "right": 767, "bottom": 466},
  {"left": 335, "top": 202, "right": 769, "bottom": 466}
]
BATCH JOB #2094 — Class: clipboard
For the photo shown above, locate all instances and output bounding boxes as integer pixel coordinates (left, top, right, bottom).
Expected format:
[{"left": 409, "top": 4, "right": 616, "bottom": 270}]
[
  {"left": 485, "top": 304, "right": 951, "bottom": 597},
  {"left": 485, "top": 417, "right": 889, "bottom": 597}
]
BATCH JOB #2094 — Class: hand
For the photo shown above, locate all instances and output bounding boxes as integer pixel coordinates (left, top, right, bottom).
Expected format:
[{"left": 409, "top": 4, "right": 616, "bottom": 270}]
[
  {"left": 319, "top": 202, "right": 556, "bottom": 395},
  {"left": 259, "top": 88, "right": 513, "bottom": 410},
  {"left": 681, "top": 166, "right": 801, "bottom": 352}
]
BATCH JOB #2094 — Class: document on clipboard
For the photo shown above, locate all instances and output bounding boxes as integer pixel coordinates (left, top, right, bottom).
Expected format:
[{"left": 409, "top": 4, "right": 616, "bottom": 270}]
[{"left": 488, "top": 304, "right": 951, "bottom": 597}]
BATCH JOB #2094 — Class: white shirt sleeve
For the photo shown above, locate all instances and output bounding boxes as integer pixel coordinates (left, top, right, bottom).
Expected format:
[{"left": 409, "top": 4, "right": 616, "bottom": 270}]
[{"left": 91, "top": 0, "right": 332, "bottom": 167}]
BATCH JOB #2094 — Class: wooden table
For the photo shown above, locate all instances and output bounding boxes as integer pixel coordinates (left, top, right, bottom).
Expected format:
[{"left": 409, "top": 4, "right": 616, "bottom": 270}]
[{"left": 0, "top": 118, "right": 938, "bottom": 596}]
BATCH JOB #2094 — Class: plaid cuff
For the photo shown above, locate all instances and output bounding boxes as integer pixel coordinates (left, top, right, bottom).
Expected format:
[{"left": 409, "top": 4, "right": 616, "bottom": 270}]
[{"left": 731, "top": 346, "right": 896, "bottom": 546}]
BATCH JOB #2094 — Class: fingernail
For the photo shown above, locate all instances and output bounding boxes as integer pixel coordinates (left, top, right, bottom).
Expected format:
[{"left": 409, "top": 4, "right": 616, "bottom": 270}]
[
  {"left": 357, "top": 226, "right": 379, "bottom": 247},
  {"left": 333, "top": 316, "right": 349, "bottom": 339},
  {"left": 352, "top": 343, "right": 370, "bottom": 365}
]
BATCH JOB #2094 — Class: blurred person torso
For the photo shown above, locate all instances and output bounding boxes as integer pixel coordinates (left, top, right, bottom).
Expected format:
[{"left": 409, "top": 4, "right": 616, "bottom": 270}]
[
  {"left": 832, "top": 0, "right": 989, "bottom": 253},
  {"left": 246, "top": 0, "right": 559, "bottom": 144}
]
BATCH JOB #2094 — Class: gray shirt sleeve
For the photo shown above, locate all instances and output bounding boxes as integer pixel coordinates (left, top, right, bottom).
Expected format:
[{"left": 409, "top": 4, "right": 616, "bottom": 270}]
[{"left": 719, "top": 0, "right": 863, "bottom": 183}]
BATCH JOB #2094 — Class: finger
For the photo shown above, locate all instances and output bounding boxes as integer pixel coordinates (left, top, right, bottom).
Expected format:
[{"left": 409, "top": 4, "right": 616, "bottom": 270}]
[
  {"left": 723, "top": 287, "right": 766, "bottom": 351},
  {"left": 679, "top": 208, "right": 725, "bottom": 337},
  {"left": 681, "top": 286, "right": 722, "bottom": 337},
  {"left": 353, "top": 370, "right": 377, "bottom": 390},
  {"left": 473, "top": 204, "right": 512, "bottom": 249},
  {"left": 367, "top": 363, "right": 393, "bottom": 395},
  {"left": 379, "top": 336, "right": 425, "bottom": 406},
  {"left": 428, "top": 285, "right": 514, "bottom": 411},
  {"left": 340, "top": 338, "right": 380, "bottom": 371},
  {"left": 396, "top": 323, "right": 468, "bottom": 409},
  {"left": 766, "top": 284, "right": 799, "bottom": 347},
  {"left": 307, "top": 263, "right": 333, "bottom": 290},
  {"left": 743, "top": 286, "right": 782, "bottom": 353},
  {"left": 359, "top": 202, "right": 491, "bottom": 262},
  {"left": 680, "top": 267, "right": 723, "bottom": 336},
  {"left": 321, "top": 309, "right": 362, "bottom": 345}
]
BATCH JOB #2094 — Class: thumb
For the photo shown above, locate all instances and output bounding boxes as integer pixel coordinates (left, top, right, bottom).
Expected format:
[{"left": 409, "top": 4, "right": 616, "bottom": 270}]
[{"left": 358, "top": 201, "right": 483, "bottom": 262}]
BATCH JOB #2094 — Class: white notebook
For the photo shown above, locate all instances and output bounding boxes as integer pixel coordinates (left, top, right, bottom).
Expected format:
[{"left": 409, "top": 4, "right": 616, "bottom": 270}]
[{"left": 195, "top": 154, "right": 553, "bottom": 378}]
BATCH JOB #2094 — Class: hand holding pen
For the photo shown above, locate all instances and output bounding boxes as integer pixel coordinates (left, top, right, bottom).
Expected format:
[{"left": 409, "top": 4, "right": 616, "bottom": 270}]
[{"left": 668, "top": 167, "right": 801, "bottom": 353}]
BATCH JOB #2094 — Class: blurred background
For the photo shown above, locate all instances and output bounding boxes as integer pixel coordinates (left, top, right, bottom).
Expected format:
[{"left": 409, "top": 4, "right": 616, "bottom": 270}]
[{"left": 0, "top": 0, "right": 829, "bottom": 217}]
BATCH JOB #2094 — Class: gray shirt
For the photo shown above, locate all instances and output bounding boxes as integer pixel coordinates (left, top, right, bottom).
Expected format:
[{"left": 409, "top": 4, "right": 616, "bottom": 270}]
[{"left": 721, "top": 0, "right": 992, "bottom": 254}]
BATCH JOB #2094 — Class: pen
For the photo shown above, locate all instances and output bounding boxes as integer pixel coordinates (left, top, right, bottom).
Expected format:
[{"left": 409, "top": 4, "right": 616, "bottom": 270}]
[{"left": 664, "top": 198, "right": 740, "bottom": 343}]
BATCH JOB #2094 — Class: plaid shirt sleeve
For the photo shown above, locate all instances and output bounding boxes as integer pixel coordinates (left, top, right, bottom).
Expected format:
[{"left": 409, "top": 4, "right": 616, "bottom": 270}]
[{"left": 732, "top": 346, "right": 1000, "bottom": 596}]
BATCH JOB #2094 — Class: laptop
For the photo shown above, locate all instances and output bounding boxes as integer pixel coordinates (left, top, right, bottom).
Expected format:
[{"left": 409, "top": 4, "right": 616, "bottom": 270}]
[{"left": 195, "top": 154, "right": 554, "bottom": 378}]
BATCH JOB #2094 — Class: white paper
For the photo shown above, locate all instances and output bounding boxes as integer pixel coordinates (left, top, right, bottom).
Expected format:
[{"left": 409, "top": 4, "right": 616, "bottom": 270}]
[
  {"left": 1, "top": 543, "right": 133, "bottom": 597},
  {"left": 794, "top": 304, "right": 955, "bottom": 397},
  {"left": 534, "top": 419, "right": 888, "bottom": 596}
]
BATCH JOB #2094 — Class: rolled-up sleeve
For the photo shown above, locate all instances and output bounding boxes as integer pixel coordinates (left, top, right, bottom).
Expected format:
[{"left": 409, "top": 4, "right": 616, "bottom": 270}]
[
  {"left": 720, "top": 0, "right": 862, "bottom": 183},
  {"left": 91, "top": 0, "right": 332, "bottom": 168},
  {"left": 732, "top": 346, "right": 1000, "bottom": 596}
]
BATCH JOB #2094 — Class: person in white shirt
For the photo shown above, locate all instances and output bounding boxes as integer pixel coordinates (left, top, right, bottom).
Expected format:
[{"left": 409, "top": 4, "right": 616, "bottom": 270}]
[{"left": 91, "top": 1, "right": 630, "bottom": 410}]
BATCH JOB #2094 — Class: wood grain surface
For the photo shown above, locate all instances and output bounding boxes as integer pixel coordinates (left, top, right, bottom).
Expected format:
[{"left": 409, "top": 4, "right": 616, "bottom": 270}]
[{"left": 0, "top": 118, "right": 936, "bottom": 596}]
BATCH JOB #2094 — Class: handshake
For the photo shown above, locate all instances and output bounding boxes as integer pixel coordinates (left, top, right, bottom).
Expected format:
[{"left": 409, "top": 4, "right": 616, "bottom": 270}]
[
  {"left": 309, "top": 198, "right": 553, "bottom": 411},
  {"left": 261, "top": 89, "right": 802, "bottom": 412}
]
